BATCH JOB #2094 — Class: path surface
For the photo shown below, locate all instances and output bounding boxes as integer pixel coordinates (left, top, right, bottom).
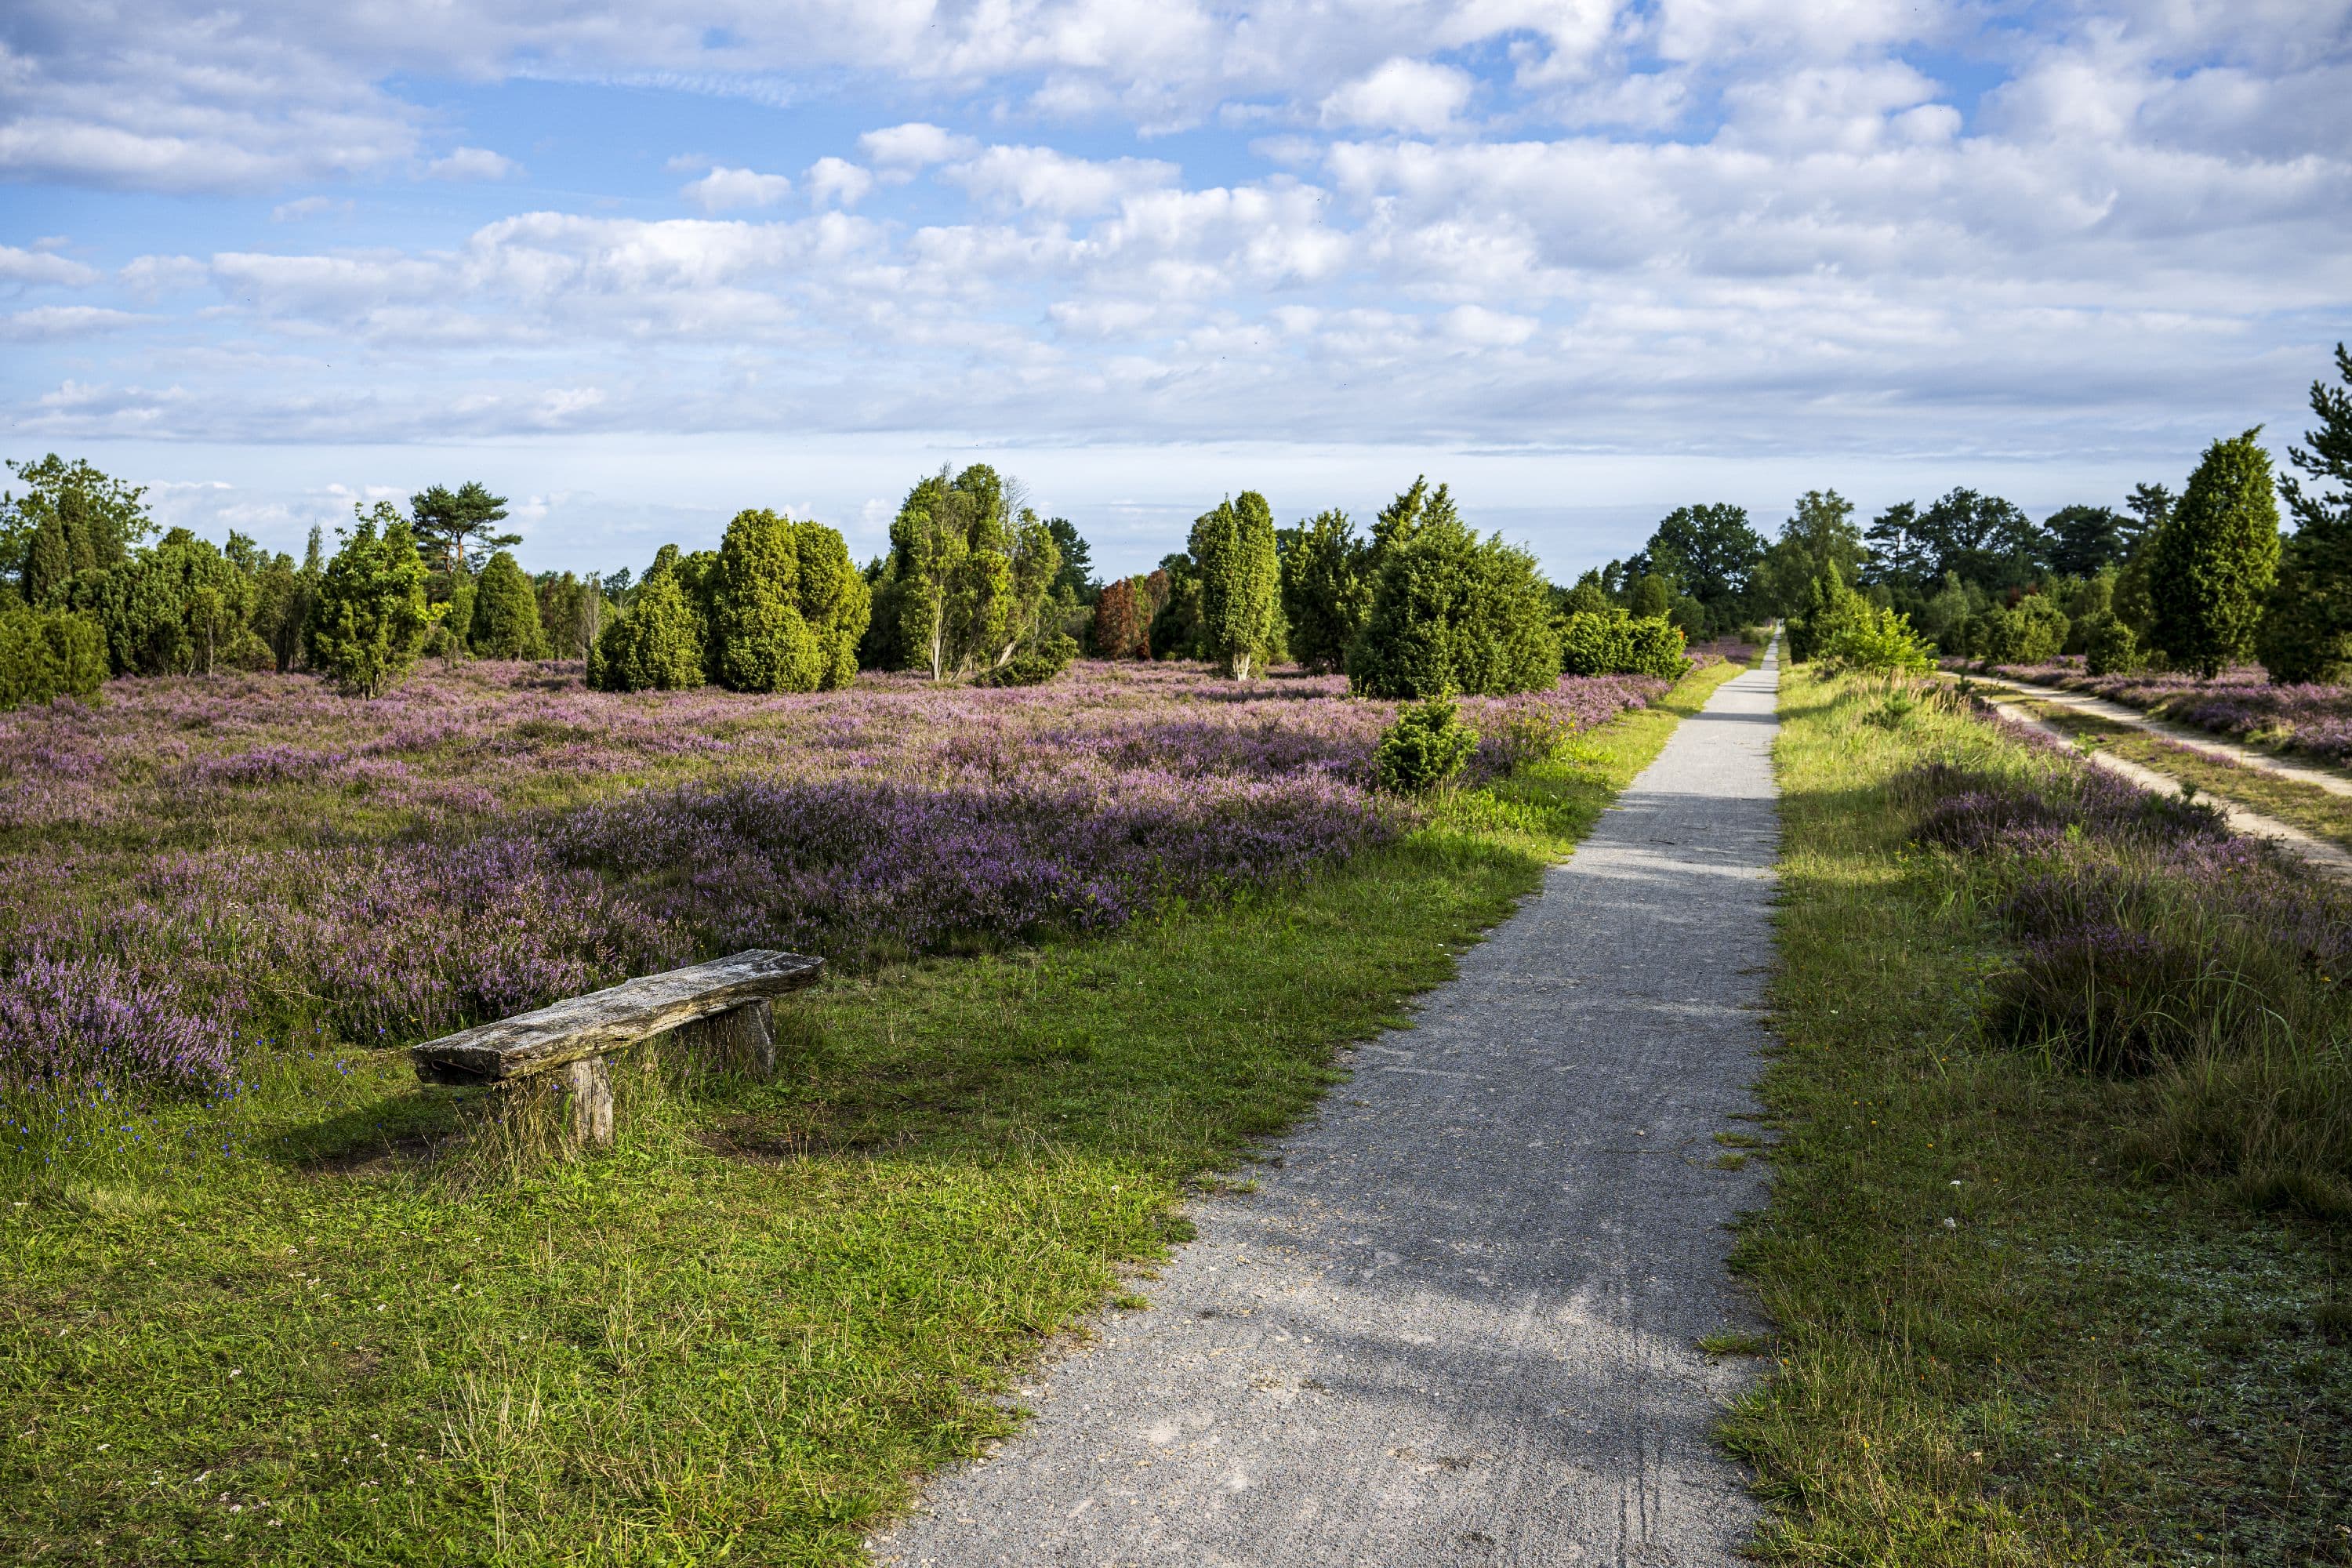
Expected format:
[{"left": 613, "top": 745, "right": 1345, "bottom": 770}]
[
  {"left": 871, "top": 648, "right": 1784, "bottom": 1568},
  {"left": 1970, "top": 672, "right": 2352, "bottom": 797}
]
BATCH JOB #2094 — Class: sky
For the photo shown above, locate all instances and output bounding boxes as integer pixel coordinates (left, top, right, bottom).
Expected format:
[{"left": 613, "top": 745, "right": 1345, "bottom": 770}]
[{"left": 2, "top": 1, "right": 2347, "bottom": 581}]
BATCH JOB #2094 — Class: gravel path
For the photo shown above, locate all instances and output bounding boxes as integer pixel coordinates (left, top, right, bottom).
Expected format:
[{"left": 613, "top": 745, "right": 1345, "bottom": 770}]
[{"left": 871, "top": 647, "right": 1784, "bottom": 1568}]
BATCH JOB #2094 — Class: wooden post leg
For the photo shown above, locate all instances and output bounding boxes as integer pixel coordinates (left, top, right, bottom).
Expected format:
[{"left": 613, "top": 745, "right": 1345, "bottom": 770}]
[
  {"left": 735, "top": 1000, "right": 776, "bottom": 1077},
  {"left": 566, "top": 1057, "right": 614, "bottom": 1147},
  {"left": 673, "top": 1002, "right": 777, "bottom": 1079}
]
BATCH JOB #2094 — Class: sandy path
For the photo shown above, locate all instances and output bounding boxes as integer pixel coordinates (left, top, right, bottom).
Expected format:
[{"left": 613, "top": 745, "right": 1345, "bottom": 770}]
[
  {"left": 1969, "top": 672, "right": 2352, "bottom": 797},
  {"left": 872, "top": 647, "right": 1784, "bottom": 1567}
]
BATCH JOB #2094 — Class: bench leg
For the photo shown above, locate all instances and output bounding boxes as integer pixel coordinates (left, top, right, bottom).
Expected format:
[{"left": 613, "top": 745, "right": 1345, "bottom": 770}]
[
  {"left": 674, "top": 1001, "right": 777, "bottom": 1078},
  {"left": 566, "top": 1057, "right": 615, "bottom": 1147}
]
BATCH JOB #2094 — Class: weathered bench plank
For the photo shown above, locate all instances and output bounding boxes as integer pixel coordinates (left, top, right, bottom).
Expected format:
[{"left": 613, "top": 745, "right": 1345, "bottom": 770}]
[{"left": 410, "top": 949, "right": 823, "bottom": 1086}]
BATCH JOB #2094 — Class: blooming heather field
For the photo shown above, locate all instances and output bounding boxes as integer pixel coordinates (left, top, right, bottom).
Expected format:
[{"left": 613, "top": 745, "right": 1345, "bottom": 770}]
[
  {"left": 1972, "top": 657, "right": 2352, "bottom": 767},
  {"left": 0, "top": 659, "right": 1676, "bottom": 1096}
]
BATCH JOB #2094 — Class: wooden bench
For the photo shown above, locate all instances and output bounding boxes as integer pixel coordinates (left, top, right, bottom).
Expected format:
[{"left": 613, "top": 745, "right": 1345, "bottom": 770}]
[{"left": 410, "top": 949, "right": 824, "bottom": 1147}]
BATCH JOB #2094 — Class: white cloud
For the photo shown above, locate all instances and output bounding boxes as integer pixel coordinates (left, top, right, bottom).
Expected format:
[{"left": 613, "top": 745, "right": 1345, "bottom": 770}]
[
  {"left": 3, "top": 0, "right": 2347, "bottom": 486},
  {"left": 858, "top": 122, "right": 979, "bottom": 168},
  {"left": 804, "top": 156, "right": 873, "bottom": 208},
  {"left": 681, "top": 165, "right": 794, "bottom": 211},
  {"left": 946, "top": 145, "right": 1178, "bottom": 216},
  {"left": 427, "top": 147, "right": 521, "bottom": 181},
  {"left": 118, "top": 254, "right": 209, "bottom": 296},
  {"left": 272, "top": 195, "right": 354, "bottom": 221},
  {"left": 0, "top": 245, "right": 100, "bottom": 289},
  {"left": 1320, "top": 58, "right": 1476, "bottom": 135},
  {"left": 1, "top": 305, "right": 146, "bottom": 339}
]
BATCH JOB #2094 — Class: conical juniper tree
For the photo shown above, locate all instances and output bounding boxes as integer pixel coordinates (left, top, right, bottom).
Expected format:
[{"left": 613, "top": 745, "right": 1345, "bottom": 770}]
[
  {"left": 2148, "top": 430, "right": 2281, "bottom": 679},
  {"left": 468, "top": 549, "right": 547, "bottom": 659},
  {"left": 307, "top": 503, "right": 431, "bottom": 696},
  {"left": 1191, "top": 491, "right": 1280, "bottom": 680},
  {"left": 2257, "top": 344, "right": 2352, "bottom": 685},
  {"left": 1279, "top": 508, "right": 1370, "bottom": 674}
]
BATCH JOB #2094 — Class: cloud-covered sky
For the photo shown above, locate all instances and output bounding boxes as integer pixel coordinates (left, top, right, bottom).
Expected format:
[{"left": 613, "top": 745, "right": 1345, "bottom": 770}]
[{"left": 2, "top": 0, "right": 2347, "bottom": 577}]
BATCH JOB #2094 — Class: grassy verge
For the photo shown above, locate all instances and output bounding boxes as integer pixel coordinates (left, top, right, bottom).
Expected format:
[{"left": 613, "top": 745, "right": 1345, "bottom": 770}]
[
  {"left": 0, "top": 657, "right": 1748, "bottom": 1568},
  {"left": 2013, "top": 698, "right": 2352, "bottom": 849},
  {"left": 1726, "top": 669, "right": 2350, "bottom": 1564}
]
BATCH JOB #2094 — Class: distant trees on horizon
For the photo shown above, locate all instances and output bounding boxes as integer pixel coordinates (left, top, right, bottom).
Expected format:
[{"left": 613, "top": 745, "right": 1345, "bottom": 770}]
[{"left": 5, "top": 339, "right": 2349, "bottom": 706}]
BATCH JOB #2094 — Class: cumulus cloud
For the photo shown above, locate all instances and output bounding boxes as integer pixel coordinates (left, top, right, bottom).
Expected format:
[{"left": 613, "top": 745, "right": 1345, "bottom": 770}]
[
  {"left": 2, "top": 0, "right": 2347, "bottom": 474},
  {"left": 0, "top": 245, "right": 100, "bottom": 289},
  {"left": 1319, "top": 58, "right": 1476, "bottom": 134},
  {"left": 858, "top": 122, "right": 980, "bottom": 169},
  {"left": 945, "top": 145, "right": 1178, "bottom": 216},
  {"left": 427, "top": 147, "right": 521, "bottom": 180},
  {"left": 272, "top": 195, "right": 354, "bottom": 220},
  {"left": 804, "top": 156, "right": 873, "bottom": 208},
  {"left": 681, "top": 165, "right": 794, "bottom": 211},
  {"left": 1, "top": 305, "right": 146, "bottom": 340}
]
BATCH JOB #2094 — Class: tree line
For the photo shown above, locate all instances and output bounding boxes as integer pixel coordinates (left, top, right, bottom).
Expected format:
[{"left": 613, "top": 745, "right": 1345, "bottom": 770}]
[
  {"left": 10, "top": 340, "right": 2339, "bottom": 711},
  {"left": 1642, "top": 344, "right": 2350, "bottom": 682}
]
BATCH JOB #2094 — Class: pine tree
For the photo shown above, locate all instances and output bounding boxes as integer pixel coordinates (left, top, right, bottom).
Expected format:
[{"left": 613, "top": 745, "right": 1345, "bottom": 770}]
[
  {"left": 1192, "top": 492, "right": 1280, "bottom": 679},
  {"left": 307, "top": 504, "right": 430, "bottom": 696},
  {"left": 2148, "top": 430, "right": 2281, "bottom": 679},
  {"left": 468, "top": 550, "right": 548, "bottom": 660},
  {"left": 409, "top": 481, "right": 518, "bottom": 577}
]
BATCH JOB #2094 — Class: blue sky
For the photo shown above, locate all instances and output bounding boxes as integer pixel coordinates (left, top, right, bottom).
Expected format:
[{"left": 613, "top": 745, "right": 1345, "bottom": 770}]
[{"left": 2, "top": 0, "right": 2347, "bottom": 580}]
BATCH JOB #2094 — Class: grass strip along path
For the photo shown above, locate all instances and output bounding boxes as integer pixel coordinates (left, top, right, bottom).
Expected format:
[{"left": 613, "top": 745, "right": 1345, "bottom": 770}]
[
  {"left": 0, "top": 657, "right": 1751, "bottom": 1568},
  {"left": 1728, "top": 669, "right": 2352, "bottom": 1564}
]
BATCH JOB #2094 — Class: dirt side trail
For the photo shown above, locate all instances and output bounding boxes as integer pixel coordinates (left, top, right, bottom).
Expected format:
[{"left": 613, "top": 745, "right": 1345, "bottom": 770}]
[{"left": 872, "top": 646, "right": 1784, "bottom": 1567}]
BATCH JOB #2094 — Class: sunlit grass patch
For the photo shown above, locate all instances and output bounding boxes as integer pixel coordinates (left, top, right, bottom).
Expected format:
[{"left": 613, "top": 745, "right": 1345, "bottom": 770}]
[{"left": 1730, "top": 666, "right": 2352, "bottom": 1565}]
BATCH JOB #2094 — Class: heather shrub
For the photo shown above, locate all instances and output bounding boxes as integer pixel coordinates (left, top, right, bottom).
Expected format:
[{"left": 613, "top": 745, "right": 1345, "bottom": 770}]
[
  {"left": 1375, "top": 698, "right": 1479, "bottom": 793},
  {"left": 1901, "top": 754, "right": 2352, "bottom": 1188},
  {"left": 0, "top": 951, "right": 231, "bottom": 1094},
  {"left": 0, "top": 604, "right": 106, "bottom": 710}
]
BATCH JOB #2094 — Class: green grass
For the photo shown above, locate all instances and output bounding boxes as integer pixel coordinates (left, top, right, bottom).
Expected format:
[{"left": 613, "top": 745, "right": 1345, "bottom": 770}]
[
  {"left": 0, "top": 656, "right": 1751, "bottom": 1566},
  {"left": 2015, "top": 698, "right": 2352, "bottom": 850},
  {"left": 1726, "top": 669, "right": 2352, "bottom": 1565}
]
